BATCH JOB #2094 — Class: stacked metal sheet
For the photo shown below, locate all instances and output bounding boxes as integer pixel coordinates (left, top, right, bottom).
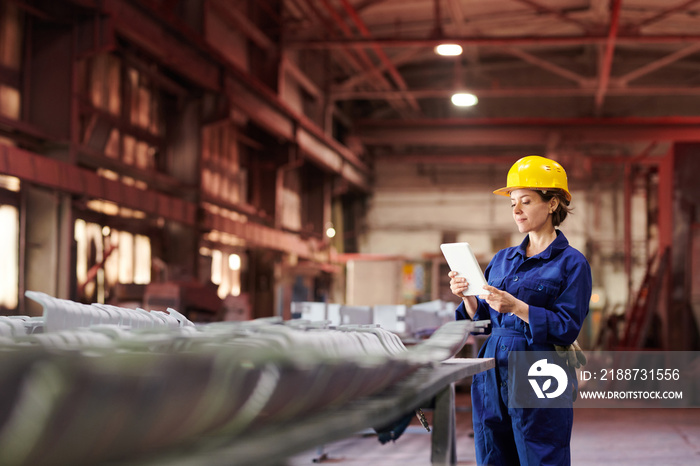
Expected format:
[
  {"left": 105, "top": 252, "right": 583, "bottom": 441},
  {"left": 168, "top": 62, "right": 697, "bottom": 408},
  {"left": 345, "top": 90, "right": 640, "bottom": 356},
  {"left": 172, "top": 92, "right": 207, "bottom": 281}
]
[{"left": 0, "top": 291, "right": 487, "bottom": 466}]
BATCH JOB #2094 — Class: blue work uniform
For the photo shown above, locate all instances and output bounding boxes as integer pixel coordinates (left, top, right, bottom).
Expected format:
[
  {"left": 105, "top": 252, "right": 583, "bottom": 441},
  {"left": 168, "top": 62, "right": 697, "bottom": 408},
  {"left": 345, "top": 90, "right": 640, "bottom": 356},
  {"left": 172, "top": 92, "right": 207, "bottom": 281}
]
[{"left": 456, "top": 231, "right": 592, "bottom": 466}]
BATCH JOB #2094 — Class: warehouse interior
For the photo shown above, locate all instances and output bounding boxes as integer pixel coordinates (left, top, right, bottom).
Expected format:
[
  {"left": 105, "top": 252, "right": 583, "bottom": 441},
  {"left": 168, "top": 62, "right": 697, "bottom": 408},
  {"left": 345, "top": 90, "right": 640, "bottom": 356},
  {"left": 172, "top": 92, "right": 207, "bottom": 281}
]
[{"left": 0, "top": 0, "right": 699, "bottom": 465}]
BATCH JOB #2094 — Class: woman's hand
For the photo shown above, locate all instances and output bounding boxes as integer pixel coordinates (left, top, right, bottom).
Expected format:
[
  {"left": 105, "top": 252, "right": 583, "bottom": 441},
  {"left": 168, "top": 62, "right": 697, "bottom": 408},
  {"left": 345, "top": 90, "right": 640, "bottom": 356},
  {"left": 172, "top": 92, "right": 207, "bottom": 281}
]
[
  {"left": 448, "top": 271, "right": 479, "bottom": 318},
  {"left": 448, "top": 271, "right": 469, "bottom": 298},
  {"left": 479, "top": 285, "right": 530, "bottom": 322}
]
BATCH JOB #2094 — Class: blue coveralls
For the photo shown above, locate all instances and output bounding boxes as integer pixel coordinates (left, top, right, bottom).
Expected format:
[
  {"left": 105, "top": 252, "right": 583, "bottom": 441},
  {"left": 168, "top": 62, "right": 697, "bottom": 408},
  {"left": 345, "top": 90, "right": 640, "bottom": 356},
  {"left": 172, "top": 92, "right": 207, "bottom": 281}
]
[{"left": 456, "top": 231, "right": 592, "bottom": 466}]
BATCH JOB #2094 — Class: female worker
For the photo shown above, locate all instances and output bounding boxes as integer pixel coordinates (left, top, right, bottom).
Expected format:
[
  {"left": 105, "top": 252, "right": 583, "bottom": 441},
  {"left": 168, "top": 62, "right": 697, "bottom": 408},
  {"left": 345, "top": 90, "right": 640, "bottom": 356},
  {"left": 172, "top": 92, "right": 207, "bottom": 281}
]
[{"left": 449, "top": 155, "right": 592, "bottom": 466}]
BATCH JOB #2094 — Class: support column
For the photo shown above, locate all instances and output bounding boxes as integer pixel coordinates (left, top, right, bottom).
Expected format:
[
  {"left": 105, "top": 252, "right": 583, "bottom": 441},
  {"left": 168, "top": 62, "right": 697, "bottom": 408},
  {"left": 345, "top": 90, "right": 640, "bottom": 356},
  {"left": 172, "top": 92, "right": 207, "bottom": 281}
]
[
  {"left": 22, "top": 187, "right": 72, "bottom": 315},
  {"left": 668, "top": 143, "right": 700, "bottom": 350},
  {"left": 431, "top": 383, "right": 457, "bottom": 466},
  {"left": 654, "top": 146, "right": 673, "bottom": 349},
  {"left": 657, "top": 147, "right": 673, "bottom": 256},
  {"left": 164, "top": 97, "right": 201, "bottom": 280},
  {"left": 26, "top": 19, "right": 72, "bottom": 141}
]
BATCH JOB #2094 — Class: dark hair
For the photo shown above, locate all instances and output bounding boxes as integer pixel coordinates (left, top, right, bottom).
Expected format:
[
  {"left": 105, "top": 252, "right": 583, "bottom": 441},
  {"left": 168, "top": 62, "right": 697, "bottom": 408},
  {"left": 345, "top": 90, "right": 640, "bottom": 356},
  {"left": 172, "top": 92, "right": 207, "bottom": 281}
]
[{"left": 537, "top": 190, "right": 571, "bottom": 227}]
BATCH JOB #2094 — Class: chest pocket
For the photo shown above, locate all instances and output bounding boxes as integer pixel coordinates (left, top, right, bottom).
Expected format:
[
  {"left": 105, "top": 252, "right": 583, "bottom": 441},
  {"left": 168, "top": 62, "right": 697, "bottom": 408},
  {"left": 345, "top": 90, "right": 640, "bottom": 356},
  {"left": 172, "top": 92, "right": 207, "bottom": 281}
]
[
  {"left": 488, "top": 276, "right": 505, "bottom": 289},
  {"left": 516, "top": 280, "right": 559, "bottom": 309}
]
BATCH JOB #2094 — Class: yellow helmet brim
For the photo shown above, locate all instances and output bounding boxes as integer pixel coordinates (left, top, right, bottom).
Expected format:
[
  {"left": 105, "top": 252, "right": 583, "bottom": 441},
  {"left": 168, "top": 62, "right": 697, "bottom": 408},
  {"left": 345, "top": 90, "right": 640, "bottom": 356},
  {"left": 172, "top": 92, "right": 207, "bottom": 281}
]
[{"left": 493, "top": 186, "right": 572, "bottom": 202}]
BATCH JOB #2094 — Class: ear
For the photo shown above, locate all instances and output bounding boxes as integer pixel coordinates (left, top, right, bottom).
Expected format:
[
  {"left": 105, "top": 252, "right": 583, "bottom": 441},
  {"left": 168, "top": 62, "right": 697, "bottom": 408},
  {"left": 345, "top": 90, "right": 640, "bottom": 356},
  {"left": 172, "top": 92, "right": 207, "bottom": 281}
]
[{"left": 549, "top": 197, "right": 559, "bottom": 214}]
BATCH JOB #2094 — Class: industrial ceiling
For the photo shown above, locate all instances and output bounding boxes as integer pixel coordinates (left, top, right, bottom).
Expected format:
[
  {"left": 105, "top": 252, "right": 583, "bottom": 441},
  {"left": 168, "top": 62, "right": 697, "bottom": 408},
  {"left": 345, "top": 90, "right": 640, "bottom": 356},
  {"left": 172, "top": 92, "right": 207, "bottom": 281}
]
[
  {"left": 6, "top": 0, "right": 700, "bottom": 195},
  {"left": 268, "top": 0, "right": 700, "bottom": 185}
]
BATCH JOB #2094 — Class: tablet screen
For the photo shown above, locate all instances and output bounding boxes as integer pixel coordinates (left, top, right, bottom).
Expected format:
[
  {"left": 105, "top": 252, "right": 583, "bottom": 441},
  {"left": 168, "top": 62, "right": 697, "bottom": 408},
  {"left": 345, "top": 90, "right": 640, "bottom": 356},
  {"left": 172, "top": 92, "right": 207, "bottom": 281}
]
[{"left": 440, "top": 242, "right": 489, "bottom": 296}]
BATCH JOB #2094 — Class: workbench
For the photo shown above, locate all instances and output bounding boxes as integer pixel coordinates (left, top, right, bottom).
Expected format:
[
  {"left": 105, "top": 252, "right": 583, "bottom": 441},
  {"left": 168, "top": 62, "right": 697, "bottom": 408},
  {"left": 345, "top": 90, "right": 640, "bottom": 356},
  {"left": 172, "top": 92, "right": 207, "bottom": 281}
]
[{"left": 132, "top": 357, "right": 495, "bottom": 466}]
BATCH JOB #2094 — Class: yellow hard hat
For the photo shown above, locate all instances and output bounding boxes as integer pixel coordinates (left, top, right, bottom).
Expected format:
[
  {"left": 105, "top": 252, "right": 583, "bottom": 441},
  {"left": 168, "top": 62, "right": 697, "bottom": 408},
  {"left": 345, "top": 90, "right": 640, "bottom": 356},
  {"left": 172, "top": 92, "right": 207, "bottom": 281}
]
[{"left": 493, "top": 155, "right": 571, "bottom": 202}]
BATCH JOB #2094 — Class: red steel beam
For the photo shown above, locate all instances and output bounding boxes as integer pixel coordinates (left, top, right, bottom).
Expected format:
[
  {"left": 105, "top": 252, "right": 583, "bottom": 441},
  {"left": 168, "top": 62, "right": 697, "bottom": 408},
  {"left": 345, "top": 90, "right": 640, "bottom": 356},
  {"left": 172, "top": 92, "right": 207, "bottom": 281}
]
[
  {"left": 331, "top": 86, "right": 700, "bottom": 100},
  {"left": 7, "top": 0, "right": 56, "bottom": 20},
  {"left": 286, "top": 34, "right": 700, "bottom": 49},
  {"left": 356, "top": 116, "right": 700, "bottom": 145},
  {"left": 0, "top": 143, "right": 331, "bottom": 260},
  {"left": 336, "top": 0, "right": 421, "bottom": 112},
  {"left": 102, "top": 0, "right": 221, "bottom": 91},
  {"left": 335, "top": 47, "right": 426, "bottom": 91},
  {"left": 202, "top": 208, "right": 327, "bottom": 260},
  {"left": 631, "top": 0, "right": 700, "bottom": 30},
  {"left": 359, "top": 116, "right": 700, "bottom": 126},
  {"left": 595, "top": 0, "right": 622, "bottom": 112},
  {"left": 316, "top": 0, "right": 386, "bottom": 79},
  {"left": 301, "top": 0, "right": 413, "bottom": 116},
  {"left": 314, "top": 0, "right": 417, "bottom": 114},
  {"left": 617, "top": 42, "right": 700, "bottom": 85},
  {"left": 0, "top": 144, "right": 197, "bottom": 226},
  {"left": 376, "top": 154, "right": 519, "bottom": 164},
  {"left": 511, "top": 0, "right": 592, "bottom": 32},
  {"left": 359, "top": 127, "right": 699, "bottom": 146},
  {"left": 79, "top": 243, "right": 118, "bottom": 293},
  {"left": 208, "top": 0, "right": 275, "bottom": 51},
  {"left": 499, "top": 46, "right": 591, "bottom": 87},
  {"left": 298, "top": 0, "right": 366, "bottom": 77},
  {"left": 0, "top": 114, "right": 52, "bottom": 141}
]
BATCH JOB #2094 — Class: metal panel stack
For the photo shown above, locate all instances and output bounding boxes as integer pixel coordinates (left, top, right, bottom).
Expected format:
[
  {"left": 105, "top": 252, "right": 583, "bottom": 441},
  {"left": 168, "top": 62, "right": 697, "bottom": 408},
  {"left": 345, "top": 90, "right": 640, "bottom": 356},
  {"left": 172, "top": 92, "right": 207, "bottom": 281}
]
[{"left": 0, "top": 291, "right": 488, "bottom": 466}]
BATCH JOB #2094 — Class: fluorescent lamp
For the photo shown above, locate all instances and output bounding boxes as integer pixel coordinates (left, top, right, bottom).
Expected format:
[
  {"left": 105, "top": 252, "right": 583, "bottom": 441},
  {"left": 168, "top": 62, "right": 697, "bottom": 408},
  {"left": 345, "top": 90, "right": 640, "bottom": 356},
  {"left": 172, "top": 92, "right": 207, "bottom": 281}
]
[
  {"left": 451, "top": 92, "right": 478, "bottom": 107},
  {"left": 435, "top": 43, "right": 463, "bottom": 56}
]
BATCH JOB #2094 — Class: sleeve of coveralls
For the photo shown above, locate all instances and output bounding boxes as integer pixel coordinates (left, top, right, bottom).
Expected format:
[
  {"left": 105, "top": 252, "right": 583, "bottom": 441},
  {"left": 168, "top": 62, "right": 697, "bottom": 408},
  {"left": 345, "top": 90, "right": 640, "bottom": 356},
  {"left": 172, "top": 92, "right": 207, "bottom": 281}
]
[
  {"left": 525, "top": 257, "right": 592, "bottom": 346},
  {"left": 455, "top": 298, "right": 490, "bottom": 321}
]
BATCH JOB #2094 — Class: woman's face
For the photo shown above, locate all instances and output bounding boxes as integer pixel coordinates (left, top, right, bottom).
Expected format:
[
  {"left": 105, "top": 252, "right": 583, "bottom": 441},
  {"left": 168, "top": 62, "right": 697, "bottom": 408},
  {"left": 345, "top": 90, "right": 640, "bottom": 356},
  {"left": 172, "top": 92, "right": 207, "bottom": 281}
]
[{"left": 510, "top": 189, "right": 557, "bottom": 234}]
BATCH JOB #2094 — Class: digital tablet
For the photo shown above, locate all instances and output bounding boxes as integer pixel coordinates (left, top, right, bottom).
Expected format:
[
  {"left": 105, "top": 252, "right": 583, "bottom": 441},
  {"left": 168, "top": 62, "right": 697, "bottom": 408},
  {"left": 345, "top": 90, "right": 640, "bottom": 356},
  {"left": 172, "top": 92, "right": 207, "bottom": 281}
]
[{"left": 440, "top": 242, "right": 489, "bottom": 296}]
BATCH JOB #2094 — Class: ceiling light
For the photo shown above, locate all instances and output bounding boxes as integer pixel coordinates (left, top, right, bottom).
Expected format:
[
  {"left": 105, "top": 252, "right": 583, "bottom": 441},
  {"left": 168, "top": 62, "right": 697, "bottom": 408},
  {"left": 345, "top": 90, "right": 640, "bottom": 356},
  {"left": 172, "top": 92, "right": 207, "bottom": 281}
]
[
  {"left": 451, "top": 92, "right": 478, "bottom": 107},
  {"left": 435, "top": 43, "right": 463, "bottom": 56},
  {"left": 229, "top": 253, "right": 241, "bottom": 270}
]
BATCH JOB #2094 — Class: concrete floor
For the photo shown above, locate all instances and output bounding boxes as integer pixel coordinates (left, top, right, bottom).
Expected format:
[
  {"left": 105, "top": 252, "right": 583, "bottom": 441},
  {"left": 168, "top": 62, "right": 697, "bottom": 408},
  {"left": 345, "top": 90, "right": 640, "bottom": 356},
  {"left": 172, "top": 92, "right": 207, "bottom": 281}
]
[{"left": 286, "top": 391, "right": 700, "bottom": 465}]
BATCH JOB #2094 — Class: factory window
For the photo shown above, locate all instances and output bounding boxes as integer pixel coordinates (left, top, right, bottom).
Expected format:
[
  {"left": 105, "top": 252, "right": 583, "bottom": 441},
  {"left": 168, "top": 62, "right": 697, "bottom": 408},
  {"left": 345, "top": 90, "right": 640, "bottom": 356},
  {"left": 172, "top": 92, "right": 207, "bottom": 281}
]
[
  {"left": 88, "top": 53, "right": 121, "bottom": 115},
  {"left": 0, "top": 174, "right": 20, "bottom": 192},
  {"left": 0, "top": 84, "right": 19, "bottom": 119},
  {"left": 201, "top": 121, "right": 243, "bottom": 205},
  {"left": 0, "top": 204, "right": 19, "bottom": 311},
  {"left": 281, "top": 168, "right": 302, "bottom": 231},
  {"left": 74, "top": 219, "right": 151, "bottom": 303},
  {"left": 80, "top": 53, "right": 164, "bottom": 173},
  {"left": 201, "top": 247, "right": 242, "bottom": 299},
  {"left": 127, "top": 68, "right": 162, "bottom": 135},
  {"left": 85, "top": 196, "right": 147, "bottom": 219},
  {"left": 0, "top": 1, "right": 22, "bottom": 121}
]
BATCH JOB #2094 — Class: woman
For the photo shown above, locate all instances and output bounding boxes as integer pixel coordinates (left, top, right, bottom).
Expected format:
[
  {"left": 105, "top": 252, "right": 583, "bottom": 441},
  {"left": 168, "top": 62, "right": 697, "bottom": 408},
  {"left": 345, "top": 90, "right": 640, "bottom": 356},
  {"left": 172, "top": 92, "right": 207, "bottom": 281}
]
[{"left": 450, "top": 155, "right": 592, "bottom": 466}]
